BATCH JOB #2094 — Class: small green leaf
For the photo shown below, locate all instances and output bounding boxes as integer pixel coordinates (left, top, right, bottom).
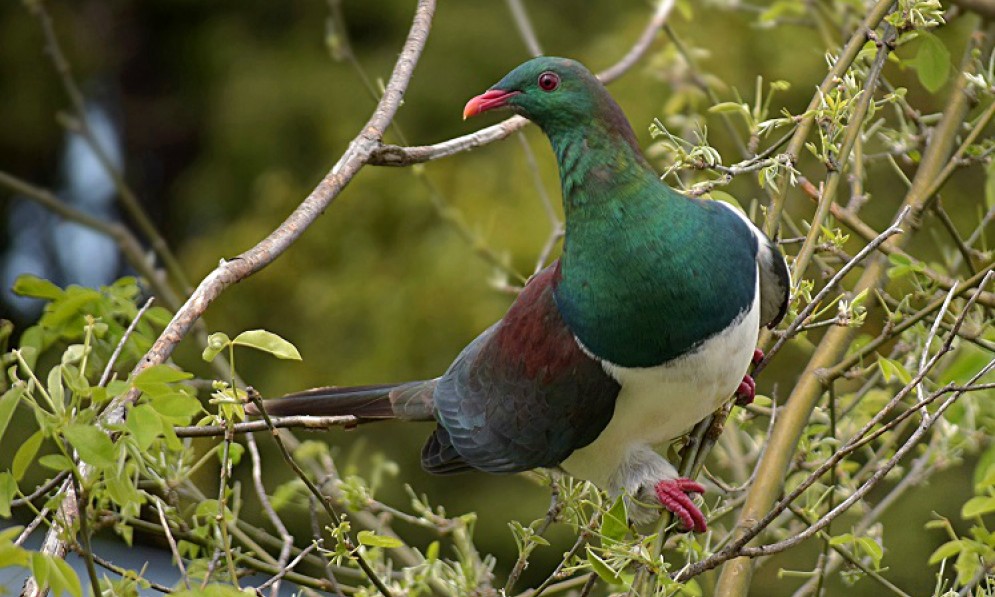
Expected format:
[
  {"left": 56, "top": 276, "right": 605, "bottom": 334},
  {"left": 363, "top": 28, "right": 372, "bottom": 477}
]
[
  {"left": 857, "top": 537, "right": 883, "bottom": 567},
  {"left": 0, "top": 545, "right": 28, "bottom": 568},
  {"left": 126, "top": 403, "right": 163, "bottom": 451},
  {"left": 38, "top": 454, "right": 74, "bottom": 473},
  {"left": 0, "top": 472, "right": 16, "bottom": 517},
  {"left": 62, "top": 424, "right": 117, "bottom": 470},
  {"left": 232, "top": 330, "right": 302, "bottom": 360},
  {"left": 357, "top": 530, "right": 404, "bottom": 549},
  {"left": 133, "top": 365, "right": 193, "bottom": 390},
  {"left": 219, "top": 442, "right": 245, "bottom": 467},
  {"left": 202, "top": 332, "right": 231, "bottom": 362},
  {"left": 47, "top": 554, "right": 82, "bottom": 597},
  {"left": 877, "top": 356, "right": 911, "bottom": 385},
  {"left": 60, "top": 345, "right": 86, "bottom": 366},
  {"left": 914, "top": 32, "right": 951, "bottom": 93},
  {"left": 0, "top": 387, "right": 24, "bottom": 444},
  {"left": 47, "top": 367, "right": 64, "bottom": 410},
  {"left": 12, "top": 430, "right": 44, "bottom": 482},
  {"left": 586, "top": 547, "right": 624, "bottom": 585},
  {"left": 150, "top": 393, "right": 203, "bottom": 421},
  {"left": 601, "top": 496, "right": 628, "bottom": 543},
  {"left": 962, "top": 495, "right": 995, "bottom": 518},
  {"left": 31, "top": 552, "right": 51, "bottom": 589},
  {"left": 12, "top": 275, "right": 64, "bottom": 300},
  {"left": 708, "top": 102, "right": 750, "bottom": 116}
]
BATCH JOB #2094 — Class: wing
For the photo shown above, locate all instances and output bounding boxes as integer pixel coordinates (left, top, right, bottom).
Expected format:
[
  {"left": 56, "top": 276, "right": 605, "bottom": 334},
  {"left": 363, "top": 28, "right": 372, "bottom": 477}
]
[
  {"left": 756, "top": 232, "right": 790, "bottom": 328},
  {"left": 714, "top": 201, "right": 790, "bottom": 329},
  {"left": 422, "top": 262, "right": 621, "bottom": 475}
]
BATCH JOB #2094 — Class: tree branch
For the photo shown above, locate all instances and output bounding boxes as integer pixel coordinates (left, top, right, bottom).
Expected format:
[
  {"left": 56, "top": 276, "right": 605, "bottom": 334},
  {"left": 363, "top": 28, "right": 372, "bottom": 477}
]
[{"left": 367, "top": 0, "right": 676, "bottom": 167}]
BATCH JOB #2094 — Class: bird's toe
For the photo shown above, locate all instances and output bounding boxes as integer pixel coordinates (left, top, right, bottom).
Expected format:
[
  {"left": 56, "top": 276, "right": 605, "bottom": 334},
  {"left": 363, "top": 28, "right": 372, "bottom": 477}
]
[
  {"left": 653, "top": 478, "right": 707, "bottom": 533},
  {"left": 735, "top": 374, "right": 756, "bottom": 406}
]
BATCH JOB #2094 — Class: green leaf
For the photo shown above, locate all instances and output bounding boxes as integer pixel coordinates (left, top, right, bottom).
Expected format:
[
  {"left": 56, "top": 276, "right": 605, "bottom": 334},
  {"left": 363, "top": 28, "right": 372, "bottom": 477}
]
[
  {"left": 62, "top": 424, "right": 117, "bottom": 470},
  {"left": 0, "top": 472, "right": 16, "bottom": 517},
  {"left": 47, "top": 366, "right": 64, "bottom": 410},
  {"left": 38, "top": 454, "right": 74, "bottom": 473},
  {"left": 232, "top": 329, "right": 302, "bottom": 360},
  {"left": 133, "top": 365, "right": 193, "bottom": 391},
  {"left": 914, "top": 32, "right": 951, "bottom": 93},
  {"left": 126, "top": 403, "right": 163, "bottom": 451},
  {"left": 105, "top": 472, "right": 144, "bottom": 509},
  {"left": 357, "top": 530, "right": 404, "bottom": 549},
  {"left": 47, "top": 554, "right": 82, "bottom": 597},
  {"left": 0, "top": 386, "right": 24, "bottom": 444},
  {"left": 0, "top": 546, "right": 28, "bottom": 569},
  {"left": 150, "top": 393, "right": 203, "bottom": 421},
  {"left": 30, "top": 552, "right": 51, "bottom": 589},
  {"left": 877, "top": 356, "right": 911, "bottom": 385},
  {"left": 857, "top": 537, "right": 883, "bottom": 567},
  {"left": 962, "top": 495, "right": 995, "bottom": 518},
  {"left": 12, "top": 275, "right": 64, "bottom": 300},
  {"left": 586, "top": 547, "right": 624, "bottom": 585},
  {"left": 12, "top": 430, "right": 44, "bottom": 482},
  {"left": 601, "top": 496, "right": 628, "bottom": 544},
  {"left": 708, "top": 102, "right": 750, "bottom": 116},
  {"left": 0, "top": 525, "right": 25, "bottom": 543},
  {"left": 201, "top": 332, "right": 231, "bottom": 362}
]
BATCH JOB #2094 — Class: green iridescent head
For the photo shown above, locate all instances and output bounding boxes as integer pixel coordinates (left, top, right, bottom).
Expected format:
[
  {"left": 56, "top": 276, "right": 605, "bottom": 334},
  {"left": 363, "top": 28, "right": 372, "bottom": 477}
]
[{"left": 464, "top": 57, "right": 617, "bottom": 133}]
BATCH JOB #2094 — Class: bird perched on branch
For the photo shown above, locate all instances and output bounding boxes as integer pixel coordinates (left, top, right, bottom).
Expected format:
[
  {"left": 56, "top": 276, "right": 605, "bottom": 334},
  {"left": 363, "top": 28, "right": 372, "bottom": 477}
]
[{"left": 247, "top": 57, "right": 789, "bottom": 532}]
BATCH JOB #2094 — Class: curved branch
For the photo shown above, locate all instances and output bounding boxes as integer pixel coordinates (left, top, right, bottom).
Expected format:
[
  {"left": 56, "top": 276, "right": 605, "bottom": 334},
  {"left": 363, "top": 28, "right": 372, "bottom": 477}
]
[{"left": 368, "top": 0, "right": 676, "bottom": 167}]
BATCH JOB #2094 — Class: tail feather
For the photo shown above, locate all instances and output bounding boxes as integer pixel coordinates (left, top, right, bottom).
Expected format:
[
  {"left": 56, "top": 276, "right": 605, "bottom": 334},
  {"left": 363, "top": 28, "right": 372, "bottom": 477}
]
[{"left": 246, "top": 380, "right": 437, "bottom": 421}]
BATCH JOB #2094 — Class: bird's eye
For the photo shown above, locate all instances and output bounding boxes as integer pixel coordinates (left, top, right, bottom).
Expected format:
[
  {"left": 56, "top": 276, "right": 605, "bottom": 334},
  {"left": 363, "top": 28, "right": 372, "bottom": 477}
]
[{"left": 538, "top": 71, "right": 560, "bottom": 92}]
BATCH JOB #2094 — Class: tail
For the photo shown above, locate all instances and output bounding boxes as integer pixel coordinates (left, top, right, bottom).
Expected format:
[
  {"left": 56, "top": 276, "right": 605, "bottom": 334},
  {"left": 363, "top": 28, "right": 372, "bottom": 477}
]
[{"left": 245, "top": 380, "right": 437, "bottom": 421}]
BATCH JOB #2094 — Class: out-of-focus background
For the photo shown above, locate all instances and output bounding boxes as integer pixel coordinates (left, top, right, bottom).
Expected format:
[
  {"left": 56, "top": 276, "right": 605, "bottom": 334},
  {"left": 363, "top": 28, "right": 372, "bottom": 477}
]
[{"left": 0, "top": 1, "right": 986, "bottom": 594}]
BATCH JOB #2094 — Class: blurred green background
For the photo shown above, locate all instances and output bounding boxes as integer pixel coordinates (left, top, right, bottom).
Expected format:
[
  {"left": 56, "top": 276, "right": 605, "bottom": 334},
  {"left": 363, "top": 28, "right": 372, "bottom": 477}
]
[{"left": 0, "top": 1, "right": 987, "bottom": 594}]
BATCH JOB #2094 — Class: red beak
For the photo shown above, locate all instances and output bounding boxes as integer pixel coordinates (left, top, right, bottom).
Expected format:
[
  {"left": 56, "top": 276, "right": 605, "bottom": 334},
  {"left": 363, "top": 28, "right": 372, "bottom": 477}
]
[{"left": 463, "top": 89, "right": 521, "bottom": 120}]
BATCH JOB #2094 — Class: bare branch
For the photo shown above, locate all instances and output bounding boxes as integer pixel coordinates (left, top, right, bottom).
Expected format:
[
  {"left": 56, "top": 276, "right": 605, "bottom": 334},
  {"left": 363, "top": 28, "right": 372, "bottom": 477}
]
[{"left": 368, "top": 0, "right": 676, "bottom": 167}]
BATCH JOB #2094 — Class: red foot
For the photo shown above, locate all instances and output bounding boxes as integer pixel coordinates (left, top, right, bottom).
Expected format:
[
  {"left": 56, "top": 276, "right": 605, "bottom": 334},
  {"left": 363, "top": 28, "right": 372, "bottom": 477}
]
[
  {"left": 654, "top": 478, "right": 707, "bottom": 533},
  {"left": 736, "top": 375, "right": 756, "bottom": 406},
  {"left": 752, "top": 348, "right": 764, "bottom": 366}
]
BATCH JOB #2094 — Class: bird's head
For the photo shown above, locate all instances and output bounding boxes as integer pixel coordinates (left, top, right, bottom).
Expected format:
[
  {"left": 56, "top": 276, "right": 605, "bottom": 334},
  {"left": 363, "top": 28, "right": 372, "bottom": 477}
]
[{"left": 463, "top": 57, "right": 607, "bottom": 131}]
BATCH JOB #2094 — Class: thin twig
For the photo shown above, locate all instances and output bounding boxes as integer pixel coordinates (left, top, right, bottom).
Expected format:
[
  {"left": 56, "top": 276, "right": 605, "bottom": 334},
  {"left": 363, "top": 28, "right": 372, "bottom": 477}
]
[
  {"left": 156, "top": 499, "right": 191, "bottom": 590},
  {"left": 79, "top": 547, "right": 175, "bottom": 594},
  {"left": 246, "top": 432, "right": 294, "bottom": 597},
  {"left": 505, "top": 0, "right": 543, "bottom": 57},
  {"left": 99, "top": 297, "right": 155, "bottom": 387},
  {"left": 174, "top": 414, "right": 358, "bottom": 437}
]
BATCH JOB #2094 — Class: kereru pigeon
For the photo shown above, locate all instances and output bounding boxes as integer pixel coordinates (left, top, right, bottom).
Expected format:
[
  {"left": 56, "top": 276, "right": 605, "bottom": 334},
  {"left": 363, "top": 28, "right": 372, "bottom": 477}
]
[{"left": 247, "top": 57, "right": 790, "bottom": 532}]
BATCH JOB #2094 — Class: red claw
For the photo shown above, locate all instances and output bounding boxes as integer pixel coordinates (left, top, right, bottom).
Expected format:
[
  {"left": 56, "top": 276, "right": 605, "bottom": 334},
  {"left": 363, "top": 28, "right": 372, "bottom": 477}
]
[
  {"left": 736, "top": 375, "right": 756, "bottom": 406},
  {"left": 654, "top": 478, "right": 707, "bottom": 533},
  {"left": 752, "top": 348, "right": 765, "bottom": 366}
]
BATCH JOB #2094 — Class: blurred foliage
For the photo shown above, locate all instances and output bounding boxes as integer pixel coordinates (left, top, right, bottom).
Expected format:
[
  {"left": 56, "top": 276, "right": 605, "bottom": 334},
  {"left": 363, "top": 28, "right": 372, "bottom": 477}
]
[{"left": 2, "top": 0, "right": 995, "bottom": 595}]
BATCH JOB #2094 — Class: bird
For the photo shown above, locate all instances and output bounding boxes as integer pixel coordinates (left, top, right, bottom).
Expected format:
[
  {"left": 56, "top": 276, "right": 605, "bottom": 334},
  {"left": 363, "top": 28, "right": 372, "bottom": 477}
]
[{"left": 246, "top": 56, "right": 790, "bottom": 532}]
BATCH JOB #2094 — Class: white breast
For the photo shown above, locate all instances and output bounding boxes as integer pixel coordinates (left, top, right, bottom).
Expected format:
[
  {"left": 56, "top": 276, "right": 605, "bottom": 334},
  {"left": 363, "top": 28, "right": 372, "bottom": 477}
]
[{"left": 561, "top": 274, "right": 761, "bottom": 489}]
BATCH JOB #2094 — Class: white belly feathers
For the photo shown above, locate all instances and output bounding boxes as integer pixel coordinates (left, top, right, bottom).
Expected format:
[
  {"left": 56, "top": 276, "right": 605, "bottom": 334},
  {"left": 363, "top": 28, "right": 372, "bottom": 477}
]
[{"left": 561, "top": 275, "right": 761, "bottom": 489}]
